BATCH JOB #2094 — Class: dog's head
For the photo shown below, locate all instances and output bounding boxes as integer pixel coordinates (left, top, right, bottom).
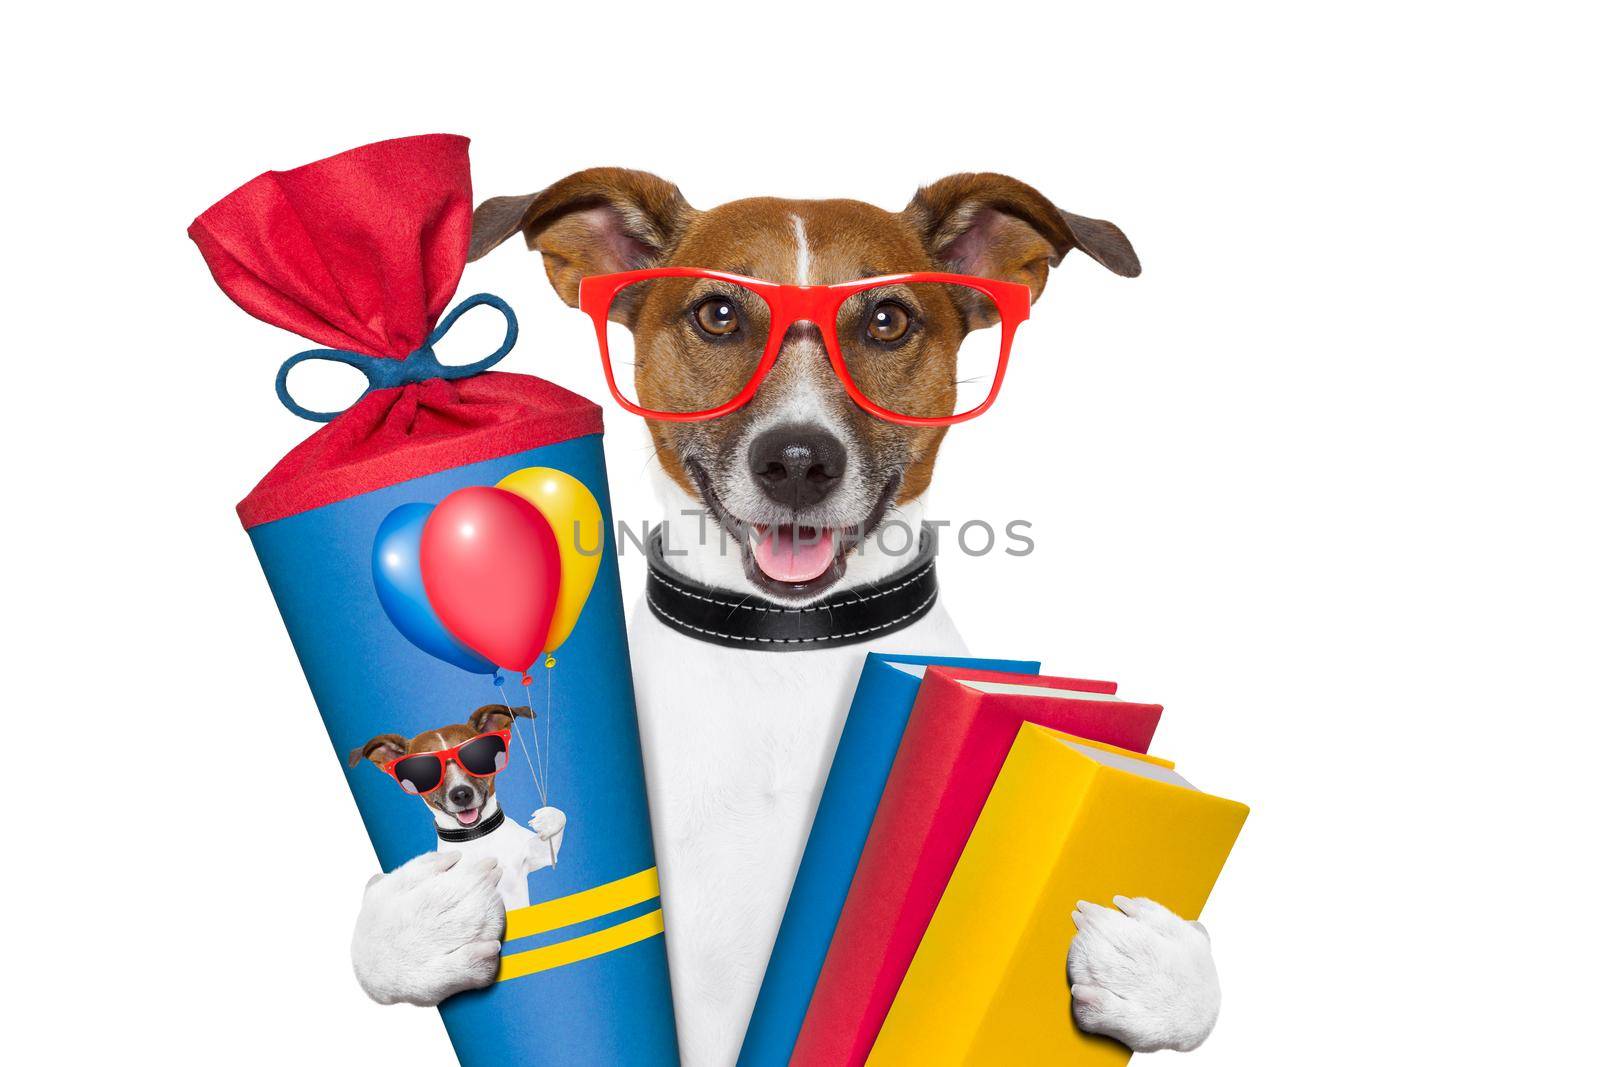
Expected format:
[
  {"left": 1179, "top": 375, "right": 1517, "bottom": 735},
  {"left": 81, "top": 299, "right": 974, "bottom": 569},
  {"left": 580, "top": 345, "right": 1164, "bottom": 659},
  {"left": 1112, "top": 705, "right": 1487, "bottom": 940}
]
[
  {"left": 470, "top": 171, "right": 1138, "bottom": 599},
  {"left": 349, "top": 704, "right": 531, "bottom": 830}
]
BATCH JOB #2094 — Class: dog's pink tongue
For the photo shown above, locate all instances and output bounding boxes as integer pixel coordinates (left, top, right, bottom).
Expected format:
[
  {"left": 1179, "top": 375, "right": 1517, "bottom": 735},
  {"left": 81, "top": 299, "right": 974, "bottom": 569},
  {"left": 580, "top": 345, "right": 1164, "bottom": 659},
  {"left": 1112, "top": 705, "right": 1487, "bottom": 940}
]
[
  {"left": 753, "top": 524, "right": 835, "bottom": 583},
  {"left": 456, "top": 807, "right": 481, "bottom": 826}
]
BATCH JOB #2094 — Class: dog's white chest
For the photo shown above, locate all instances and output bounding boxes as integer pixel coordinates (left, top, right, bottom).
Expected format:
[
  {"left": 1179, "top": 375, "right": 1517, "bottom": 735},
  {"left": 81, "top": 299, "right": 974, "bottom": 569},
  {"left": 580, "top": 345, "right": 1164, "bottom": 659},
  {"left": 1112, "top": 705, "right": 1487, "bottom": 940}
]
[
  {"left": 446, "top": 822, "right": 538, "bottom": 911},
  {"left": 628, "top": 595, "right": 963, "bottom": 1064}
]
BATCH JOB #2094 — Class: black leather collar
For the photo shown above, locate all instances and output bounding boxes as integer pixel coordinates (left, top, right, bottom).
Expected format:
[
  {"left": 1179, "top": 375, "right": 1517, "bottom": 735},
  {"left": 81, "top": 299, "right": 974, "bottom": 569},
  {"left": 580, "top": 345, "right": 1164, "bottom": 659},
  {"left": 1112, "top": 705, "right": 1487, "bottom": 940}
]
[
  {"left": 436, "top": 804, "right": 506, "bottom": 843},
  {"left": 646, "top": 524, "right": 938, "bottom": 651}
]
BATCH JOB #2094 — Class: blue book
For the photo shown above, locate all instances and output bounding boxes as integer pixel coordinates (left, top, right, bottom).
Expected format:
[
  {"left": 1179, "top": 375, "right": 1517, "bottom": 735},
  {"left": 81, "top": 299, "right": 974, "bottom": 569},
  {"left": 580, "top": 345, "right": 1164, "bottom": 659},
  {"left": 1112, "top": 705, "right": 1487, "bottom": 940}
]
[{"left": 737, "top": 652, "right": 1041, "bottom": 1066}]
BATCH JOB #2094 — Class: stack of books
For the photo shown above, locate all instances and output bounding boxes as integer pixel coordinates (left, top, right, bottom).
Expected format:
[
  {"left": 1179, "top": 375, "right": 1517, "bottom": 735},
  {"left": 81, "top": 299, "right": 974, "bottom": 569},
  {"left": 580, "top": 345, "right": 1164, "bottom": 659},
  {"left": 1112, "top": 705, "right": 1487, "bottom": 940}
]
[{"left": 738, "top": 654, "right": 1248, "bottom": 1066}]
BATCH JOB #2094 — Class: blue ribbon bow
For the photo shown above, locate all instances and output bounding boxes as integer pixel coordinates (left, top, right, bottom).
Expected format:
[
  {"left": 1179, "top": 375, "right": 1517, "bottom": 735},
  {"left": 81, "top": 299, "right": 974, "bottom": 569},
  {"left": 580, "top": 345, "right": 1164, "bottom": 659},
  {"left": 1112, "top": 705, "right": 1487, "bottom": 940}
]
[{"left": 275, "top": 292, "right": 519, "bottom": 422}]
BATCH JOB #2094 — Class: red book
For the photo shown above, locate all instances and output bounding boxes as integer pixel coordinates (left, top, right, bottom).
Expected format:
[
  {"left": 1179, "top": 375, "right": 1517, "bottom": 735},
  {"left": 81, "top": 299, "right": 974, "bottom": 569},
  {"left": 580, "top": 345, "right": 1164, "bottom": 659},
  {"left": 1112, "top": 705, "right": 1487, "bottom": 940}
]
[{"left": 791, "top": 667, "right": 1163, "bottom": 1067}]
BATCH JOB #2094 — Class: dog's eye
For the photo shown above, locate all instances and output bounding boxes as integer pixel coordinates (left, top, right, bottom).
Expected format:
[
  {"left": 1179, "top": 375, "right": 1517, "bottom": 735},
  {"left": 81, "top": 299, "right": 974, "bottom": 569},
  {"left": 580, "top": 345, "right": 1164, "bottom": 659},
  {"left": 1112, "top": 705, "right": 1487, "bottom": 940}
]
[
  {"left": 693, "top": 296, "right": 740, "bottom": 337},
  {"left": 866, "top": 301, "right": 911, "bottom": 344}
]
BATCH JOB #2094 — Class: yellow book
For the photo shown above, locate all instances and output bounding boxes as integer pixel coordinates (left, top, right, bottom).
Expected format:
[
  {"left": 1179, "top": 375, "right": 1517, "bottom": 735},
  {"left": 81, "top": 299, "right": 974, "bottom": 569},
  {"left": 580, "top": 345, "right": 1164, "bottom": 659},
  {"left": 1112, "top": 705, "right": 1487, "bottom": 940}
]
[{"left": 869, "top": 723, "right": 1248, "bottom": 1065}]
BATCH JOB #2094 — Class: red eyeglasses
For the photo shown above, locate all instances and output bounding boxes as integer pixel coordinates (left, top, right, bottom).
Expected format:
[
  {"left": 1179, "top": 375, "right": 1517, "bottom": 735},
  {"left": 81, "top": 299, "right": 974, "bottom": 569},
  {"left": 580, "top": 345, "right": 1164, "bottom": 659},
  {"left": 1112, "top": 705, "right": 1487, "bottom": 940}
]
[
  {"left": 383, "top": 731, "right": 511, "bottom": 796},
  {"left": 577, "top": 268, "right": 1031, "bottom": 426}
]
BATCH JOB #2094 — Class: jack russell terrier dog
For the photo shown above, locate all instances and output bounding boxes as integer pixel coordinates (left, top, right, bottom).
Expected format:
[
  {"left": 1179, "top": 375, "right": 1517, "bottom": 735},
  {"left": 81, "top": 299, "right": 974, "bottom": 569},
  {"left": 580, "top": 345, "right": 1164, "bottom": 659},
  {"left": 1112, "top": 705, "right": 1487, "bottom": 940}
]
[
  {"left": 349, "top": 172, "right": 1222, "bottom": 1059},
  {"left": 350, "top": 703, "right": 567, "bottom": 993}
]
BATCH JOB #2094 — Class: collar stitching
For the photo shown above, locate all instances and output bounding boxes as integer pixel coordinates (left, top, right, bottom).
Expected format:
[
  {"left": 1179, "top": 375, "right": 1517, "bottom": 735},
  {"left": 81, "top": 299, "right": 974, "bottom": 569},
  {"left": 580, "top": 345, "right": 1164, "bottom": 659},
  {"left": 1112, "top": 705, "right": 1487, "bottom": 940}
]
[
  {"left": 435, "top": 804, "right": 507, "bottom": 843},
  {"left": 648, "top": 561, "right": 935, "bottom": 614},
  {"left": 646, "top": 589, "right": 938, "bottom": 645}
]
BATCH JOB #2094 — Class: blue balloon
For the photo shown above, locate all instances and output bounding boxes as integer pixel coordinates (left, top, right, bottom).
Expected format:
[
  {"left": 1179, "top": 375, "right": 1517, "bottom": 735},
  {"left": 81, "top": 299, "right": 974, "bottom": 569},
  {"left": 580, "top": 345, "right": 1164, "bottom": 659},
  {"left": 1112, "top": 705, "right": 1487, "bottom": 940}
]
[{"left": 372, "top": 503, "right": 497, "bottom": 675}]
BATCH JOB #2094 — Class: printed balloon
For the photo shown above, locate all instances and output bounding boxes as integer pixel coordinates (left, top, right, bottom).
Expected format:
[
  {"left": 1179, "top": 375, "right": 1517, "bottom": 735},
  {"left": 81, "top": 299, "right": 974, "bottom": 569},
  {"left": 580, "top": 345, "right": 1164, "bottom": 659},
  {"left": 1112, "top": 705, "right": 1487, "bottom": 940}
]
[
  {"left": 496, "top": 466, "right": 604, "bottom": 654},
  {"left": 420, "top": 486, "right": 561, "bottom": 673},
  {"left": 372, "top": 503, "right": 498, "bottom": 675}
]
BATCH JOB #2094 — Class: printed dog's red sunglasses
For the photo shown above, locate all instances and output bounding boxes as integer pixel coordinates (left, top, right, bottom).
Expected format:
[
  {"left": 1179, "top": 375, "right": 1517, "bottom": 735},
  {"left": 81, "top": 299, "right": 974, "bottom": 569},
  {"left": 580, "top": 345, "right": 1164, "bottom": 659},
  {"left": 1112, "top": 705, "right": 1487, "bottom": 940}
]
[
  {"left": 577, "top": 268, "right": 1032, "bottom": 426},
  {"left": 384, "top": 730, "right": 511, "bottom": 796}
]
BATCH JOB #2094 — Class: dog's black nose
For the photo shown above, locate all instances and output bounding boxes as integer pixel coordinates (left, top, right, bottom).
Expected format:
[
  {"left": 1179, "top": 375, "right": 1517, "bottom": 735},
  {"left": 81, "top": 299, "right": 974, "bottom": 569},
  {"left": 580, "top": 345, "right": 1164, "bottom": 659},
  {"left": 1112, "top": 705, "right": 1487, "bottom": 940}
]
[
  {"left": 447, "top": 785, "right": 475, "bottom": 807},
  {"left": 748, "top": 425, "right": 846, "bottom": 509}
]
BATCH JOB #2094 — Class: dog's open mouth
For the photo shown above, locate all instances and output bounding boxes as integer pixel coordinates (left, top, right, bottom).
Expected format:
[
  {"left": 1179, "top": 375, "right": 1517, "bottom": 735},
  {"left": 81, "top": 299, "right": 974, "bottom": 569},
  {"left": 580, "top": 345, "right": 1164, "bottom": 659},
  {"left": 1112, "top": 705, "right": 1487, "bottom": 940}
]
[
  {"left": 686, "top": 460, "right": 899, "bottom": 599},
  {"left": 451, "top": 806, "right": 482, "bottom": 827},
  {"left": 751, "top": 524, "right": 837, "bottom": 584}
]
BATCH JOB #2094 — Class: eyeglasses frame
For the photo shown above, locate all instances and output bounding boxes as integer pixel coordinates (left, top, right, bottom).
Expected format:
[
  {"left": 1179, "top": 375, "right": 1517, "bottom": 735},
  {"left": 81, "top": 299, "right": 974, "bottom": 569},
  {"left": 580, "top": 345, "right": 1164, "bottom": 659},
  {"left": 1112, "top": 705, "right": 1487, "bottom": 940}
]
[{"left": 576, "top": 267, "right": 1032, "bottom": 427}]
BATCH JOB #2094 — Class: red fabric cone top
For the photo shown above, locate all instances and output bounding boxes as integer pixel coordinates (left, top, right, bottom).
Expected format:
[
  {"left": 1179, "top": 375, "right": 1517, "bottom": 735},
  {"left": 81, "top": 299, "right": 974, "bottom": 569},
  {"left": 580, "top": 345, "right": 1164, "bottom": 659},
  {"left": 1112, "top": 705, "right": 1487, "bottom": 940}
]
[
  {"left": 190, "top": 135, "right": 601, "bottom": 529},
  {"left": 191, "top": 133, "right": 472, "bottom": 360}
]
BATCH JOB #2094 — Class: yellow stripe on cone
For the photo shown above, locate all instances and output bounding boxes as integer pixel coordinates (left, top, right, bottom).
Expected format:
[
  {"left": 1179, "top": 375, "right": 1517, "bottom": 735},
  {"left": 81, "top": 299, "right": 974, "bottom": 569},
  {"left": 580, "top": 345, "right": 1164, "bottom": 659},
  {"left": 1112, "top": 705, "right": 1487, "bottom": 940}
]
[
  {"left": 498, "top": 909, "right": 665, "bottom": 983},
  {"left": 503, "top": 866, "right": 661, "bottom": 941}
]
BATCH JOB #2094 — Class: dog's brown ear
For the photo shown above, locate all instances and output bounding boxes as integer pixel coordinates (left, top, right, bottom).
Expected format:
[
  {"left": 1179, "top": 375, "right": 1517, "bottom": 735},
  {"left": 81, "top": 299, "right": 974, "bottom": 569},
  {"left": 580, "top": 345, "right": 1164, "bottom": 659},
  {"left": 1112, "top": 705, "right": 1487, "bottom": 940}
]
[
  {"left": 469, "top": 168, "right": 697, "bottom": 307},
  {"left": 903, "top": 174, "right": 1140, "bottom": 314},
  {"left": 349, "top": 734, "right": 409, "bottom": 769},
  {"left": 467, "top": 704, "right": 534, "bottom": 734}
]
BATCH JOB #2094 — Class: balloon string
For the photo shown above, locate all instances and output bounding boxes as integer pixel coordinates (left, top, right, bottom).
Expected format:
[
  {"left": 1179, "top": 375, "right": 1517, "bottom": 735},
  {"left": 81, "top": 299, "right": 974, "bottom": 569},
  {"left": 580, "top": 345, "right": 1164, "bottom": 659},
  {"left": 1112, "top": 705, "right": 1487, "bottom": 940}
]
[
  {"left": 498, "top": 681, "right": 547, "bottom": 807},
  {"left": 545, "top": 663, "right": 553, "bottom": 802},
  {"left": 542, "top": 666, "right": 555, "bottom": 870},
  {"left": 522, "top": 681, "right": 550, "bottom": 808}
]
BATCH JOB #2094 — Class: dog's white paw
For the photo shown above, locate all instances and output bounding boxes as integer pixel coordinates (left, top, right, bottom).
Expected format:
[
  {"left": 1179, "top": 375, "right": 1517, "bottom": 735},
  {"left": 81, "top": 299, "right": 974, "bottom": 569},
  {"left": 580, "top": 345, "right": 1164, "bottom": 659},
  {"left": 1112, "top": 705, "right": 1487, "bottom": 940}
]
[
  {"left": 529, "top": 806, "right": 567, "bottom": 840},
  {"left": 1067, "top": 896, "right": 1221, "bottom": 1053},
  {"left": 350, "top": 850, "right": 505, "bottom": 1006}
]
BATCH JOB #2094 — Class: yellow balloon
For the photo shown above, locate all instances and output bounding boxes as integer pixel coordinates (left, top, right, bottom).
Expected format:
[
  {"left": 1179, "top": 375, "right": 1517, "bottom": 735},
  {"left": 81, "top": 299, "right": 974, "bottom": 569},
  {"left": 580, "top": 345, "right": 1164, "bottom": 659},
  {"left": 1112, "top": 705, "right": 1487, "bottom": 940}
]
[{"left": 496, "top": 466, "right": 604, "bottom": 654}]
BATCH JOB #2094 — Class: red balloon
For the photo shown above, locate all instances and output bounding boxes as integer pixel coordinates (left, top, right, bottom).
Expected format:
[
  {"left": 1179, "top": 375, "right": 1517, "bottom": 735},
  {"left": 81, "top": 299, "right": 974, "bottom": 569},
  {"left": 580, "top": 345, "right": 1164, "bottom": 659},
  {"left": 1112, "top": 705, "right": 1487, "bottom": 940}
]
[{"left": 419, "top": 486, "right": 561, "bottom": 673}]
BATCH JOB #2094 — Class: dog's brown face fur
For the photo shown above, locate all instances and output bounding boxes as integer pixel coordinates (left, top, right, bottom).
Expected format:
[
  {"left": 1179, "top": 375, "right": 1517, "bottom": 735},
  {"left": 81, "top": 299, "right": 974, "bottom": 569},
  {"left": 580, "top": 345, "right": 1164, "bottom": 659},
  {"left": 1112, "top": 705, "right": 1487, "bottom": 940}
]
[
  {"left": 470, "top": 172, "right": 1139, "bottom": 599},
  {"left": 350, "top": 705, "right": 531, "bottom": 828}
]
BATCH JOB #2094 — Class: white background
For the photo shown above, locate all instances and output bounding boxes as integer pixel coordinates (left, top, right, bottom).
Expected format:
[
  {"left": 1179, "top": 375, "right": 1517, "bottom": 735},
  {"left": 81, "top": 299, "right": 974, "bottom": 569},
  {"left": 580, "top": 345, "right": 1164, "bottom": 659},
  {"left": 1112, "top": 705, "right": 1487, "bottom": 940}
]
[{"left": 6, "top": 2, "right": 1596, "bottom": 1063}]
